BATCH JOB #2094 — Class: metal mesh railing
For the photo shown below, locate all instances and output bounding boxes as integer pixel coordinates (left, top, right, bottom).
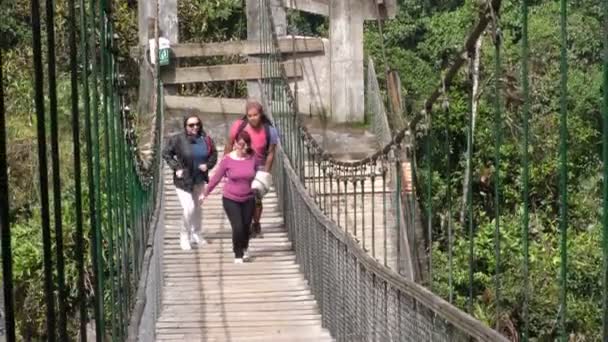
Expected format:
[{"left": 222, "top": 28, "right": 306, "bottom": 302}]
[
  {"left": 0, "top": 0, "right": 165, "bottom": 339},
  {"left": 271, "top": 146, "right": 506, "bottom": 341},
  {"left": 257, "top": 0, "right": 507, "bottom": 339}
]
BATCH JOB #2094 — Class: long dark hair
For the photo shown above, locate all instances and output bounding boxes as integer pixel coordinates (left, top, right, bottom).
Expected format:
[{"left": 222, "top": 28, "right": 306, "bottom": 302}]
[
  {"left": 183, "top": 114, "right": 203, "bottom": 137},
  {"left": 244, "top": 100, "right": 272, "bottom": 126},
  {"left": 236, "top": 130, "right": 254, "bottom": 155}
]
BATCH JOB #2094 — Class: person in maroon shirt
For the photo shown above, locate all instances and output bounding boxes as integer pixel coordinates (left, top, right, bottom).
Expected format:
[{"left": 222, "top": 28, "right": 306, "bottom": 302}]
[{"left": 203, "top": 131, "right": 259, "bottom": 263}]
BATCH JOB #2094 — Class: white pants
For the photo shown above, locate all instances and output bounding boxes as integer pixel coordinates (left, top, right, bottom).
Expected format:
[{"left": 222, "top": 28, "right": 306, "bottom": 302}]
[{"left": 175, "top": 184, "right": 204, "bottom": 235}]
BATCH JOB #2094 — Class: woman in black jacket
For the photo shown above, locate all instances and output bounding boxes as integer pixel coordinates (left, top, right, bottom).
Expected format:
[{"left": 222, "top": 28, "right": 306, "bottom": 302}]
[{"left": 162, "top": 115, "right": 218, "bottom": 250}]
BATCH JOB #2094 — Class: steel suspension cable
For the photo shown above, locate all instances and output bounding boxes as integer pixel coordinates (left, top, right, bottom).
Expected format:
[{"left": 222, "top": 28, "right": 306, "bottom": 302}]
[
  {"left": 490, "top": 5, "right": 502, "bottom": 329},
  {"left": 520, "top": 0, "right": 531, "bottom": 338},
  {"left": 44, "top": 0, "right": 69, "bottom": 336},
  {"left": 79, "top": 0, "right": 103, "bottom": 337},
  {"left": 372, "top": 2, "right": 391, "bottom": 109},
  {"left": 0, "top": 47, "right": 16, "bottom": 342},
  {"left": 442, "top": 93, "right": 453, "bottom": 304},
  {"left": 89, "top": 0, "right": 106, "bottom": 336},
  {"left": 602, "top": 0, "right": 608, "bottom": 337},
  {"left": 466, "top": 48, "right": 475, "bottom": 315},
  {"left": 114, "top": 49, "right": 130, "bottom": 337},
  {"left": 68, "top": 0, "right": 87, "bottom": 336},
  {"left": 31, "top": 0, "right": 58, "bottom": 338},
  {"left": 98, "top": 2, "right": 120, "bottom": 337},
  {"left": 558, "top": 0, "right": 569, "bottom": 338},
  {"left": 425, "top": 111, "right": 433, "bottom": 290}
]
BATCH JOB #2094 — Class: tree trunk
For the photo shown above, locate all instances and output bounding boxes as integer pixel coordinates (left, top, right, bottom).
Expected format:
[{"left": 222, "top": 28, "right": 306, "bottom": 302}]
[{"left": 460, "top": 36, "right": 482, "bottom": 227}]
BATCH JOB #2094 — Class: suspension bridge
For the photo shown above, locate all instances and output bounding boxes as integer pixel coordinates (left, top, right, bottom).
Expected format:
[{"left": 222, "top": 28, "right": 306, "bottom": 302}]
[{"left": 0, "top": 0, "right": 607, "bottom": 340}]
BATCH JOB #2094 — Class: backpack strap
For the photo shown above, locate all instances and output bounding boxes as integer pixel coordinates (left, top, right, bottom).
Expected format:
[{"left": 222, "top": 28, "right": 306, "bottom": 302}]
[
  {"left": 263, "top": 123, "right": 271, "bottom": 157},
  {"left": 236, "top": 118, "right": 248, "bottom": 137},
  {"left": 205, "top": 135, "right": 214, "bottom": 154}
]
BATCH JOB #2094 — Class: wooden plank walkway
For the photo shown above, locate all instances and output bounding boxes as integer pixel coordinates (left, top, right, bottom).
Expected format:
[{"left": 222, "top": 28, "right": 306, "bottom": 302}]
[{"left": 156, "top": 156, "right": 333, "bottom": 342}]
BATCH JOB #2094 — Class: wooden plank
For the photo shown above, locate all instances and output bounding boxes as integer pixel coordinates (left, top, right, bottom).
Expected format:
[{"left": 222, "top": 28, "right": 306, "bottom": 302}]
[
  {"left": 156, "top": 320, "right": 323, "bottom": 329},
  {"left": 165, "top": 96, "right": 246, "bottom": 114},
  {"left": 157, "top": 335, "right": 333, "bottom": 342},
  {"left": 161, "top": 62, "right": 302, "bottom": 84},
  {"left": 282, "top": 0, "right": 329, "bottom": 16},
  {"left": 130, "top": 38, "right": 324, "bottom": 59},
  {"left": 170, "top": 37, "right": 324, "bottom": 58},
  {"left": 162, "top": 280, "right": 309, "bottom": 290},
  {"left": 156, "top": 326, "right": 330, "bottom": 336},
  {"left": 160, "top": 304, "right": 318, "bottom": 315}
]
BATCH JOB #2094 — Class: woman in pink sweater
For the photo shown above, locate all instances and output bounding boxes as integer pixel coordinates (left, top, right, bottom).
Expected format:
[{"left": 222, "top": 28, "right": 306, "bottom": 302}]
[{"left": 202, "top": 130, "right": 259, "bottom": 263}]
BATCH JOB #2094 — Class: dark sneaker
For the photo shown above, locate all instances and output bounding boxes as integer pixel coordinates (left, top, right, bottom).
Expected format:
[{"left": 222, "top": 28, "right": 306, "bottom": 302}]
[{"left": 251, "top": 222, "right": 263, "bottom": 238}]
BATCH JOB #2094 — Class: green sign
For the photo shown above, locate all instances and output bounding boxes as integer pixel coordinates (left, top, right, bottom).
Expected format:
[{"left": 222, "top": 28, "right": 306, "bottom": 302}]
[{"left": 159, "top": 48, "right": 170, "bottom": 66}]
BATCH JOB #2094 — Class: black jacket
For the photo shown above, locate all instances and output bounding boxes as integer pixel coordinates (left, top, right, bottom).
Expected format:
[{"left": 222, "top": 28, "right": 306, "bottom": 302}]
[{"left": 162, "top": 132, "right": 218, "bottom": 192}]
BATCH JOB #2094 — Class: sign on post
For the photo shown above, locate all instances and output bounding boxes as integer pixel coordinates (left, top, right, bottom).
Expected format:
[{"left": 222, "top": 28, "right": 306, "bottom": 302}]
[{"left": 149, "top": 37, "right": 171, "bottom": 66}]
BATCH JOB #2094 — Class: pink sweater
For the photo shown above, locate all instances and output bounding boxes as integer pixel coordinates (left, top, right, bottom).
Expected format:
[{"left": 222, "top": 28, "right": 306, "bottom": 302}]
[{"left": 206, "top": 155, "right": 258, "bottom": 202}]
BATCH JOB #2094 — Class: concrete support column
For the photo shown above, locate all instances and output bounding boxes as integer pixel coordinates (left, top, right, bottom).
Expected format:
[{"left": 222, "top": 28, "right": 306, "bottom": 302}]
[
  {"left": 160, "top": 0, "right": 178, "bottom": 95},
  {"left": 246, "top": 0, "right": 286, "bottom": 101},
  {"left": 270, "top": 0, "right": 287, "bottom": 37},
  {"left": 159, "top": 0, "right": 178, "bottom": 43},
  {"left": 137, "top": 0, "right": 153, "bottom": 114},
  {"left": 246, "top": 0, "right": 262, "bottom": 101},
  {"left": 330, "top": 0, "right": 365, "bottom": 123}
]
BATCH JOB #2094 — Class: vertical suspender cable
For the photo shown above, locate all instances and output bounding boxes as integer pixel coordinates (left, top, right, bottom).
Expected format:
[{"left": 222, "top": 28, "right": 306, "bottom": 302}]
[
  {"left": 520, "top": 0, "right": 531, "bottom": 338},
  {"left": 31, "top": 0, "right": 57, "bottom": 338},
  {"left": 491, "top": 7, "right": 502, "bottom": 329},
  {"left": 89, "top": 0, "right": 106, "bottom": 336},
  {"left": 426, "top": 112, "right": 432, "bottom": 289},
  {"left": 558, "top": 0, "right": 569, "bottom": 339},
  {"left": 45, "top": 0, "right": 69, "bottom": 336},
  {"left": 0, "top": 46, "right": 16, "bottom": 342},
  {"left": 80, "top": 0, "right": 102, "bottom": 337},
  {"left": 68, "top": 0, "right": 87, "bottom": 337},
  {"left": 466, "top": 49, "right": 475, "bottom": 315},
  {"left": 441, "top": 84, "right": 453, "bottom": 304},
  {"left": 99, "top": 2, "right": 119, "bottom": 337},
  {"left": 601, "top": 0, "right": 608, "bottom": 337}
]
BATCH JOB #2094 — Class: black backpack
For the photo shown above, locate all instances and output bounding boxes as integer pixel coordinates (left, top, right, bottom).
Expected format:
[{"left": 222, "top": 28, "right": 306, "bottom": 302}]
[{"left": 236, "top": 117, "right": 273, "bottom": 157}]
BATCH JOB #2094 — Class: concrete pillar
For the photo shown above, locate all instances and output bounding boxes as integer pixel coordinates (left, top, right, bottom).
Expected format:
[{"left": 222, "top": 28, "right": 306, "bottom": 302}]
[
  {"left": 246, "top": 0, "right": 286, "bottom": 102},
  {"left": 246, "top": 0, "right": 262, "bottom": 101},
  {"left": 159, "top": 0, "right": 178, "bottom": 95},
  {"left": 329, "top": 0, "right": 365, "bottom": 123},
  {"left": 137, "top": 0, "right": 151, "bottom": 46},
  {"left": 270, "top": 0, "right": 287, "bottom": 37},
  {"left": 137, "top": 0, "right": 153, "bottom": 114},
  {"left": 159, "top": 0, "right": 178, "bottom": 44}
]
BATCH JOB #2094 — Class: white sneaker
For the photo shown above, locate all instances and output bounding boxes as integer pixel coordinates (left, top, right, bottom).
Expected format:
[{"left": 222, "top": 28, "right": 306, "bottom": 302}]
[
  {"left": 180, "top": 232, "right": 191, "bottom": 251},
  {"left": 190, "top": 232, "right": 207, "bottom": 245},
  {"left": 234, "top": 258, "right": 244, "bottom": 264},
  {"left": 243, "top": 249, "right": 250, "bottom": 261}
]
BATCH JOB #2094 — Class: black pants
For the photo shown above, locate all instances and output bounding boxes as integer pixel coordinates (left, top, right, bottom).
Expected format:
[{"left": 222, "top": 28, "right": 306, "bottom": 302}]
[{"left": 222, "top": 196, "right": 255, "bottom": 258}]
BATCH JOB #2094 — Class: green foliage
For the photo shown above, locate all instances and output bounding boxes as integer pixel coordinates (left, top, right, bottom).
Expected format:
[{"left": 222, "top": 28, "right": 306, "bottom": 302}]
[
  {"left": 287, "top": 11, "right": 328, "bottom": 37},
  {"left": 179, "top": 0, "right": 245, "bottom": 43},
  {"left": 365, "top": 0, "right": 604, "bottom": 339},
  {"left": 0, "top": 0, "right": 30, "bottom": 49}
]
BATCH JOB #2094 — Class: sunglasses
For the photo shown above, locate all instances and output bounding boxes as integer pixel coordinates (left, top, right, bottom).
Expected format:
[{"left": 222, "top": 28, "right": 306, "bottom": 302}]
[{"left": 187, "top": 122, "right": 200, "bottom": 128}]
